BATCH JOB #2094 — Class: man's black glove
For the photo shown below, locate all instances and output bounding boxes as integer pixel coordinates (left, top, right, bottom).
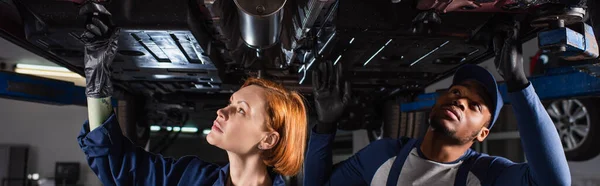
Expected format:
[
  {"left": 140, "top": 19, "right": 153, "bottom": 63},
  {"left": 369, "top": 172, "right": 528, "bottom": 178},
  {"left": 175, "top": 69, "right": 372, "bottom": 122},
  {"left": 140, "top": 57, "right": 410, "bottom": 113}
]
[
  {"left": 80, "top": 2, "right": 120, "bottom": 98},
  {"left": 494, "top": 21, "right": 530, "bottom": 92},
  {"left": 312, "top": 61, "right": 351, "bottom": 134}
]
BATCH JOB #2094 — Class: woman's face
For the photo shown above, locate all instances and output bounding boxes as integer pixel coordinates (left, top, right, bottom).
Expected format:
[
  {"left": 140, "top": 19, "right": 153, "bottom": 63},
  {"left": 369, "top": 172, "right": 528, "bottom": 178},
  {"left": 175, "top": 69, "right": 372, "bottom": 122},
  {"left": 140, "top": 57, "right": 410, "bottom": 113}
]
[{"left": 206, "top": 85, "right": 270, "bottom": 155}]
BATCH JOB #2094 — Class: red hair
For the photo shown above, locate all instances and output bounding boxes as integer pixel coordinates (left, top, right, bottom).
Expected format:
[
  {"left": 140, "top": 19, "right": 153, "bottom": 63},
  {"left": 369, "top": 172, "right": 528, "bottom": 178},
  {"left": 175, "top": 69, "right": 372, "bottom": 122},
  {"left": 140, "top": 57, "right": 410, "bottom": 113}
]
[{"left": 241, "top": 78, "right": 308, "bottom": 176}]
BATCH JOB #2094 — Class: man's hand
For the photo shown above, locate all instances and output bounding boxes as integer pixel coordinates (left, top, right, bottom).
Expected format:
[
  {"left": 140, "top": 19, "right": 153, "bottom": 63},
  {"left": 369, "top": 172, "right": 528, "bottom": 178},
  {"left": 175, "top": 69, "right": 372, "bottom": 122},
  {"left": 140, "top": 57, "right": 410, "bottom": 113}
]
[
  {"left": 80, "top": 2, "right": 119, "bottom": 98},
  {"left": 494, "top": 21, "right": 530, "bottom": 92},
  {"left": 312, "top": 61, "right": 351, "bottom": 134}
]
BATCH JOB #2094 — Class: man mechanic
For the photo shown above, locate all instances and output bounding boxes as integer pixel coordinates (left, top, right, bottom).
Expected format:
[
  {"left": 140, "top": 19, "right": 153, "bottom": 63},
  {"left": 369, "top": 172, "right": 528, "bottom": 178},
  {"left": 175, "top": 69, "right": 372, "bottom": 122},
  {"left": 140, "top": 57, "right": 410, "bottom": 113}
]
[{"left": 303, "top": 22, "right": 570, "bottom": 186}]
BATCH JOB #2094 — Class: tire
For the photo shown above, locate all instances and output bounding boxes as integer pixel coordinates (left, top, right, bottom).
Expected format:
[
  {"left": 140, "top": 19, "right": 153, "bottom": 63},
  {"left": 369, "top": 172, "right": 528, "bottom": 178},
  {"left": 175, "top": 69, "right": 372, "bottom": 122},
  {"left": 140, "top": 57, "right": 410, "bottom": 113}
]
[{"left": 544, "top": 98, "right": 600, "bottom": 161}]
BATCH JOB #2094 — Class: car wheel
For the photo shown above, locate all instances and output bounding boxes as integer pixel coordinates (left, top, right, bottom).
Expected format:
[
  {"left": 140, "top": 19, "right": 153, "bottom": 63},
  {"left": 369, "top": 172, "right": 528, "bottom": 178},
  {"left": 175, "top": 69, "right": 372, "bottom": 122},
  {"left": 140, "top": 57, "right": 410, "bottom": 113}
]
[{"left": 545, "top": 98, "right": 600, "bottom": 161}]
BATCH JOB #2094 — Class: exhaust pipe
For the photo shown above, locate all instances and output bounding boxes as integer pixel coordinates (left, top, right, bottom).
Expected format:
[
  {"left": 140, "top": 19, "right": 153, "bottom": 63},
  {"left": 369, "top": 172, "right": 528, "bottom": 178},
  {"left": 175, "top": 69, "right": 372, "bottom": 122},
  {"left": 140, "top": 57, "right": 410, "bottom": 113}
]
[{"left": 234, "top": 0, "right": 286, "bottom": 49}]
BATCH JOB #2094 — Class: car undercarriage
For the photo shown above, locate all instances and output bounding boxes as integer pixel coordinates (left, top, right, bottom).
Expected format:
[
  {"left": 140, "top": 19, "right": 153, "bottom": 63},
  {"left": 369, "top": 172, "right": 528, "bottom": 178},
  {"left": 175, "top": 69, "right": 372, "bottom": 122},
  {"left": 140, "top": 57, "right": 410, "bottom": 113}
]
[{"left": 1, "top": 0, "right": 598, "bottom": 152}]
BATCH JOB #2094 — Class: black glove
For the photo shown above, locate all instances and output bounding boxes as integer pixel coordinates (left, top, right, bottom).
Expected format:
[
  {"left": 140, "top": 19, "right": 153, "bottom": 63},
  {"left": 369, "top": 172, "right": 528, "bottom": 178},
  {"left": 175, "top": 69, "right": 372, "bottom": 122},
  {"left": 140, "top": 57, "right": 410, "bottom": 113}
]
[
  {"left": 312, "top": 61, "right": 352, "bottom": 134},
  {"left": 80, "top": 2, "right": 120, "bottom": 98},
  {"left": 494, "top": 22, "right": 529, "bottom": 92}
]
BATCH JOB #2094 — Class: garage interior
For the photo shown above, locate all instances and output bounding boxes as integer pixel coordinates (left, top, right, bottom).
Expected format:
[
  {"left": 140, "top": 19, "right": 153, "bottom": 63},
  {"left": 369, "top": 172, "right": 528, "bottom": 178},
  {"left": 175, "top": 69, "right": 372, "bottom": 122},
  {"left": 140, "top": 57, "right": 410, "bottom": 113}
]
[
  {"left": 1, "top": 0, "right": 600, "bottom": 185},
  {"left": 1, "top": 37, "right": 599, "bottom": 186}
]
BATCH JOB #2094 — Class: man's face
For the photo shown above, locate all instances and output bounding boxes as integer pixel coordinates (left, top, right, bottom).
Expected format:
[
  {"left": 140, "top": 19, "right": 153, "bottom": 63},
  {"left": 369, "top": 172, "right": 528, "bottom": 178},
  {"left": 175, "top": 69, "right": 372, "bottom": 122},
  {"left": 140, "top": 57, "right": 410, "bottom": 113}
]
[{"left": 429, "top": 79, "right": 493, "bottom": 144}]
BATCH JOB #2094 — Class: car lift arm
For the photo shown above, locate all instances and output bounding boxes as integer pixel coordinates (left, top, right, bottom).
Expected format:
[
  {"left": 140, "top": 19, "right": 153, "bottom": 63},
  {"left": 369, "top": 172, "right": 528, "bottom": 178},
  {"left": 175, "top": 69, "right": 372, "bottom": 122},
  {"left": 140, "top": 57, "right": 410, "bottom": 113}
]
[
  {"left": 401, "top": 67, "right": 600, "bottom": 112},
  {"left": 0, "top": 71, "right": 87, "bottom": 106}
]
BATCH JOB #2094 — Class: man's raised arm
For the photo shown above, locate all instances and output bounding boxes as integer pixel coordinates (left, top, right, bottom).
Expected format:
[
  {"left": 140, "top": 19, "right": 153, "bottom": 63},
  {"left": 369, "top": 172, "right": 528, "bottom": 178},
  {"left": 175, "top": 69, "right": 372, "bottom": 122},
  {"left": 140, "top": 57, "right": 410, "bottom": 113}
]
[{"left": 492, "top": 23, "right": 570, "bottom": 186}]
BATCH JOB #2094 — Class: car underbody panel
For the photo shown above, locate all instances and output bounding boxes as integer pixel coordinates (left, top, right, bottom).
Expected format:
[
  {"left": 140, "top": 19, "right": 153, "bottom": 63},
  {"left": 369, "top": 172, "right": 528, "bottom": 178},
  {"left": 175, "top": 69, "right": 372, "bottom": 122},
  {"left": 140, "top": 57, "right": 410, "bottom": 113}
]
[{"left": 0, "top": 0, "right": 595, "bottom": 130}]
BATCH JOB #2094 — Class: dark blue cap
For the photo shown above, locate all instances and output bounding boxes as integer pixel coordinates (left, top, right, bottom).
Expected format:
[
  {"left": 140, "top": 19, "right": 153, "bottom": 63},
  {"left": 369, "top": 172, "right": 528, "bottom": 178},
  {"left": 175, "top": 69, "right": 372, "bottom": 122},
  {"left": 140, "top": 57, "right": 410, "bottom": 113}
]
[{"left": 451, "top": 64, "right": 504, "bottom": 129}]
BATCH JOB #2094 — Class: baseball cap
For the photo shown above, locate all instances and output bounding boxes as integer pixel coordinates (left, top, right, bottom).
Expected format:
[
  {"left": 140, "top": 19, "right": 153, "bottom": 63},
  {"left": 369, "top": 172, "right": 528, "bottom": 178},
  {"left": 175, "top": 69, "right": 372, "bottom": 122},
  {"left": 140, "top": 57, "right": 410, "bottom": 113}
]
[{"left": 451, "top": 64, "right": 504, "bottom": 129}]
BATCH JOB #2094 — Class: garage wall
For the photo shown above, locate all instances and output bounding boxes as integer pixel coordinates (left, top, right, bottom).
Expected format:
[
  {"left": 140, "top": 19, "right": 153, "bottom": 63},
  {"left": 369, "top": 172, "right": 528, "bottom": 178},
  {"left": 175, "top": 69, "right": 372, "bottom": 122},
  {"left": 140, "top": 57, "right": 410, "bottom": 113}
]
[{"left": 0, "top": 98, "right": 101, "bottom": 186}]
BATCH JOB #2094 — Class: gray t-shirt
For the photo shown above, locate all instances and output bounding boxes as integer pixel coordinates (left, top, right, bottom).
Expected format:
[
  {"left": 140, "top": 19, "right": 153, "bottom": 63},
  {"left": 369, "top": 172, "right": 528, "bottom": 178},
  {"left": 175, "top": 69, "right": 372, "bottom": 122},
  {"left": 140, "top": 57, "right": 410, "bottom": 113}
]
[{"left": 370, "top": 148, "right": 481, "bottom": 186}]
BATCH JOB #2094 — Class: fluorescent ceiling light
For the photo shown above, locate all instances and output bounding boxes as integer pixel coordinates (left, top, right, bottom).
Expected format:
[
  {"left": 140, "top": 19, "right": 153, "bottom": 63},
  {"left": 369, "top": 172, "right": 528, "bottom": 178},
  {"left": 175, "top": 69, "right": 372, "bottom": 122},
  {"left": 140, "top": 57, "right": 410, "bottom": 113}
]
[
  {"left": 15, "top": 68, "right": 83, "bottom": 78},
  {"left": 203, "top": 129, "right": 211, "bottom": 135},
  {"left": 333, "top": 55, "right": 342, "bottom": 65},
  {"left": 14, "top": 63, "right": 86, "bottom": 86},
  {"left": 182, "top": 127, "right": 199, "bottom": 133},
  {"left": 364, "top": 39, "right": 393, "bottom": 66},
  {"left": 150, "top": 126, "right": 161, "bottom": 131},
  {"left": 150, "top": 125, "right": 199, "bottom": 133},
  {"left": 16, "top": 64, "right": 72, "bottom": 72},
  {"left": 153, "top": 74, "right": 171, "bottom": 79}
]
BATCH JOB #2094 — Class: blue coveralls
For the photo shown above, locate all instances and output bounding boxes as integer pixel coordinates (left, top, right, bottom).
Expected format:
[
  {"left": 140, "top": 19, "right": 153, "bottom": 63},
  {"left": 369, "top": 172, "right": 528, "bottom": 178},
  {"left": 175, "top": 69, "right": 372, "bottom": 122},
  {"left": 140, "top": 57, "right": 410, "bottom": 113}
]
[
  {"left": 77, "top": 114, "right": 286, "bottom": 186},
  {"left": 304, "top": 84, "right": 571, "bottom": 186}
]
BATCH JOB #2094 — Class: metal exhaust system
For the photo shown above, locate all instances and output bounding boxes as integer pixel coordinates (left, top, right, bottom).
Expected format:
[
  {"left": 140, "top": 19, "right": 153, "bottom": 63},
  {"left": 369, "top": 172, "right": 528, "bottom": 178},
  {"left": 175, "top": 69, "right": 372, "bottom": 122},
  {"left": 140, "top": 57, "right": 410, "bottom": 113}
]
[{"left": 234, "top": 0, "right": 287, "bottom": 50}]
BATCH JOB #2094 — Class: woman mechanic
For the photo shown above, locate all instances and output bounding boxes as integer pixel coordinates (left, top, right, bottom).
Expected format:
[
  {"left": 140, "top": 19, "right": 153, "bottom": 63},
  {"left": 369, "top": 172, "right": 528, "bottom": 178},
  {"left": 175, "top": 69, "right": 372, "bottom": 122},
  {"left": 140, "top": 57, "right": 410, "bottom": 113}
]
[{"left": 77, "top": 3, "right": 308, "bottom": 186}]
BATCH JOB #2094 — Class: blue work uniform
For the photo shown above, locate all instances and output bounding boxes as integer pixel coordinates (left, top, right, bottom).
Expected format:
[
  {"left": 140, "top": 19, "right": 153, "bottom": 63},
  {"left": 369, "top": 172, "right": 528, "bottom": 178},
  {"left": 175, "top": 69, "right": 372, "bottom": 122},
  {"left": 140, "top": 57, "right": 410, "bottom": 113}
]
[
  {"left": 77, "top": 114, "right": 286, "bottom": 186},
  {"left": 304, "top": 84, "right": 571, "bottom": 186}
]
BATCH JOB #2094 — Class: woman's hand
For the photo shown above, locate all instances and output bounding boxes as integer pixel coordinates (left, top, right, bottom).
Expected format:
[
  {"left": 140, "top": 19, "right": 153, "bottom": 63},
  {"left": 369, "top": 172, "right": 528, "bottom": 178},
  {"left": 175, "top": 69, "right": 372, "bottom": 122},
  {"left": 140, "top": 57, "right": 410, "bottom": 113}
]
[
  {"left": 80, "top": 2, "right": 120, "bottom": 98},
  {"left": 80, "top": 2, "right": 119, "bottom": 129}
]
